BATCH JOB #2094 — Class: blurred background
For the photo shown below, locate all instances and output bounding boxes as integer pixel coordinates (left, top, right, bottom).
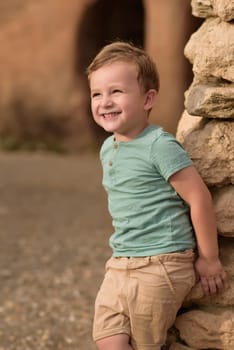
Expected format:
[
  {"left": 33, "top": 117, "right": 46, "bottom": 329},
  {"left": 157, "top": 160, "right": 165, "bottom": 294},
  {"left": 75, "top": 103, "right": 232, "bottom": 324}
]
[{"left": 0, "top": 0, "right": 202, "bottom": 153}]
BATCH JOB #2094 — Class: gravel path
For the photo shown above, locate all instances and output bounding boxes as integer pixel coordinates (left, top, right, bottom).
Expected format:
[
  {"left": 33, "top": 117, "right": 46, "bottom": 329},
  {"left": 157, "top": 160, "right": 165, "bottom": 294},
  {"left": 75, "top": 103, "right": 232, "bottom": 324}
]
[{"left": 0, "top": 152, "right": 112, "bottom": 350}]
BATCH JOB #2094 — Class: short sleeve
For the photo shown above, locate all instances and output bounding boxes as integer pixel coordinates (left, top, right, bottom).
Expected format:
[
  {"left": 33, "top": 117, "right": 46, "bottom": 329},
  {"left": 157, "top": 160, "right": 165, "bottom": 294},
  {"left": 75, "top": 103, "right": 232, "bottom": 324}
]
[{"left": 151, "top": 132, "right": 193, "bottom": 180}]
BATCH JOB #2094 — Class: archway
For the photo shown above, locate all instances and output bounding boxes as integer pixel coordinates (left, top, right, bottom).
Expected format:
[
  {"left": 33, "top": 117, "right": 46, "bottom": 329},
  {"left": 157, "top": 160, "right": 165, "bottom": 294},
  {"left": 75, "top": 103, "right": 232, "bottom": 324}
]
[{"left": 75, "top": 0, "right": 145, "bottom": 146}]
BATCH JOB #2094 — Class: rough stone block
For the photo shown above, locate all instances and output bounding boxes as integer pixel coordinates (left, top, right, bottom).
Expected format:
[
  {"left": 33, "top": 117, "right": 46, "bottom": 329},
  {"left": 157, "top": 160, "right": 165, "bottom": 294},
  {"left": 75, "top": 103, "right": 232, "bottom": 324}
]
[
  {"left": 182, "top": 119, "right": 234, "bottom": 186},
  {"left": 185, "top": 83, "right": 234, "bottom": 118},
  {"left": 191, "top": 0, "right": 234, "bottom": 21},
  {"left": 212, "top": 185, "right": 234, "bottom": 237},
  {"left": 169, "top": 343, "right": 197, "bottom": 350},
  {"left": 185, "top": 18, "right": 234, "bottom": 82},
  {"left": 175, "top": 308, "right": 234, "bottom": 349},
  {"left": 176, "top": 110, "right": 203, "bottom": 144}
]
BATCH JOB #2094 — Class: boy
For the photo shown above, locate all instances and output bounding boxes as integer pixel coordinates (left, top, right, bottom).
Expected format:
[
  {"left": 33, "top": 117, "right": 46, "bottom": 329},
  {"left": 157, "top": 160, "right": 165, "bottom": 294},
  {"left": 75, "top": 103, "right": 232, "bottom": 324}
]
[{"left": 86, "top": 41, "right": 226, "bottom": 350}]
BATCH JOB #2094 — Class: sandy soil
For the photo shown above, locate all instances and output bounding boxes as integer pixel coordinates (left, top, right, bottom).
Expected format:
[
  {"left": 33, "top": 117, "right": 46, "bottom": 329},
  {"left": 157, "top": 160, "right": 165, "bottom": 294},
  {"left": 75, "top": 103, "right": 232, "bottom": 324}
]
[{"left": 0, "top": 151, "right": 112, "bottom": 350}]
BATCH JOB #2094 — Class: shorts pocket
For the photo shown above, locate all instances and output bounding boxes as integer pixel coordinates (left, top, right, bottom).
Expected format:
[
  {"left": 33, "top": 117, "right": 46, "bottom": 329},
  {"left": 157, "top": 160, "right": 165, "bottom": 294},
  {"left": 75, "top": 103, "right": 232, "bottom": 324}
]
[{"left": 157, "top": 258, "right": 196, "bottom": 302}]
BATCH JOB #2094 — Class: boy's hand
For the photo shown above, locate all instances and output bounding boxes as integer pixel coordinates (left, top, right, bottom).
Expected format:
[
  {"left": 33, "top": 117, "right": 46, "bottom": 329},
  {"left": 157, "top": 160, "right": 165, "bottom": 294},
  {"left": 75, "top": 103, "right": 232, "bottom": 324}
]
[{"left": 195, "top": 256, "right": 227, "bottom": 295}]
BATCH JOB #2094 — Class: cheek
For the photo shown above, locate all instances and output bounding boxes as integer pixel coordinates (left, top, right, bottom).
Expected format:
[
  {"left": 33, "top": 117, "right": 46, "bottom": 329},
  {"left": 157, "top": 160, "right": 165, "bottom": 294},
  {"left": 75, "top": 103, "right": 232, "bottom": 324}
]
[
  {"left": 91, "top": 104, "right": 100, "bottom": 123},
  {"left": 91, "top": 101, "right": 97, "bottom": 115}
]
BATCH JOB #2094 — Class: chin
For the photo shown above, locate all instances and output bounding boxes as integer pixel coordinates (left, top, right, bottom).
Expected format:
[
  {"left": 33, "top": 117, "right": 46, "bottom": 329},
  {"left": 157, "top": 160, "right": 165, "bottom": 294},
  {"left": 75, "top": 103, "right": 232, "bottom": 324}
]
[{"left": 103, "top": 125, "right": 116, "bottom": 133}]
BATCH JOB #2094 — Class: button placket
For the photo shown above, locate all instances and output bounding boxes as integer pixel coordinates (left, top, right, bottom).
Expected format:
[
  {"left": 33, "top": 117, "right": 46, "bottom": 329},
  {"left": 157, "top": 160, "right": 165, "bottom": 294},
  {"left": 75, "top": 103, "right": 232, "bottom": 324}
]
[
  {"left": 107, "top": 142, "right": 119, "bottom": 184},
  {"left": 108, "top": 142, "right": 119, "bottom": 167}
]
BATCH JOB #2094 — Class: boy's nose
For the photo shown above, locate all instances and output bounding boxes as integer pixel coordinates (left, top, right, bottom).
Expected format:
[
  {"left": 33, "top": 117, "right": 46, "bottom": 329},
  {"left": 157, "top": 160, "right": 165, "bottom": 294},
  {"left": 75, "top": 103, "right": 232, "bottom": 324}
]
[{"left": 100, "top": 95, "right": 113, "bottom": 107}]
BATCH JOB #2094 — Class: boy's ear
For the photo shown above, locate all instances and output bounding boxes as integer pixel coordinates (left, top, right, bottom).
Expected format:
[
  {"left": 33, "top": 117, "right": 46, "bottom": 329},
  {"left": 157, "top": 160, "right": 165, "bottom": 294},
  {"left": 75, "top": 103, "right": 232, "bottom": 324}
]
[{"left": 144, "top": 89, "right": 157, "bottom": 111}]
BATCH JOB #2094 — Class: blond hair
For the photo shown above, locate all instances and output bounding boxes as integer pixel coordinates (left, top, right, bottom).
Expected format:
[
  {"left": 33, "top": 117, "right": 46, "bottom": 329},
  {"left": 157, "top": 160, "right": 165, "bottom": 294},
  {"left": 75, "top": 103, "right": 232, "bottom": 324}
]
[{"left": 86, "top": 41, "right": 160, "bottom": 92}]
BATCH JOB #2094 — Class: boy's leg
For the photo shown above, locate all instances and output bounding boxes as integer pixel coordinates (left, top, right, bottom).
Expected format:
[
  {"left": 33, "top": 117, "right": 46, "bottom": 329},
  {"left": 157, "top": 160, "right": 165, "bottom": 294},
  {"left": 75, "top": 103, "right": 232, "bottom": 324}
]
[
  {"left": 129, "top": 251, "right": 196, "bottom": 348},
  {"left": 96, "top": 334, "right": 134, "bottom": 350},
  {"left": 93, "top": 259, "right": 133, "bottom": 347}
]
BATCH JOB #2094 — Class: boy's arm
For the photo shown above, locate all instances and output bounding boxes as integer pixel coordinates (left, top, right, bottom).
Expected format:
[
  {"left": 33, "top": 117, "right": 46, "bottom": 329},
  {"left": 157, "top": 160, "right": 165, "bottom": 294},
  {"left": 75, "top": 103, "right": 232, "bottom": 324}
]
[{"left": 169, "top": 165, "right": 227, "bottom": 295}]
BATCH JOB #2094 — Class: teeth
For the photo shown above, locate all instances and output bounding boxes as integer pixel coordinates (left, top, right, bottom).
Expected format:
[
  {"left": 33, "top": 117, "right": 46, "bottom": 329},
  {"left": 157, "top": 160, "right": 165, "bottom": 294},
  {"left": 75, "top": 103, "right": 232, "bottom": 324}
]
[{"left": 103, "top": 112, "right": 118, "bottom": 118}]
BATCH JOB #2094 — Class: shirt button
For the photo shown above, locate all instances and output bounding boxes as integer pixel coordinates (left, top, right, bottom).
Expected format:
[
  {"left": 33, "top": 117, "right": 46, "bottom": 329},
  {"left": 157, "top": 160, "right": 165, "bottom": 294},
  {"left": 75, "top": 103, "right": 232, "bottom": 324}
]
[
  {"left": 114, "top": 143, "right": 118, "bottom": 149},
  {"left": 108, "top": 161, "right": 113, "bottom": 166}
]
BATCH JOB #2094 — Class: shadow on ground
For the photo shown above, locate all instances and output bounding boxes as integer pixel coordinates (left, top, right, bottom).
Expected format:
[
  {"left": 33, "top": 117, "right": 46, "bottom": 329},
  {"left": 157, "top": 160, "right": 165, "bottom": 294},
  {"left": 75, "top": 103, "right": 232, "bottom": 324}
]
[{"left": 0, "top": 152, "right": 112, "bottom": 350}]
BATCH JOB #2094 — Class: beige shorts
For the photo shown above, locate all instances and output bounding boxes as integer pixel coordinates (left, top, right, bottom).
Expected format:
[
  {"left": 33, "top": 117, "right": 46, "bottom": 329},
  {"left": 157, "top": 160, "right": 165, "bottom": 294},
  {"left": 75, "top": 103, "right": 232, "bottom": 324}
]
[{"left": 93, "top": 249, "right": 196, "bottom": 350}]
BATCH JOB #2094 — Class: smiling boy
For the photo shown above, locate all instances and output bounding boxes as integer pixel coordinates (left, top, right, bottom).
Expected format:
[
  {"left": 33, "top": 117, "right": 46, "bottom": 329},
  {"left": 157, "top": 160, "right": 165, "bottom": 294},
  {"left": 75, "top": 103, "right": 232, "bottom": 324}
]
[{"left": 86, "top": 41, "right": 226, "bottom": 350}]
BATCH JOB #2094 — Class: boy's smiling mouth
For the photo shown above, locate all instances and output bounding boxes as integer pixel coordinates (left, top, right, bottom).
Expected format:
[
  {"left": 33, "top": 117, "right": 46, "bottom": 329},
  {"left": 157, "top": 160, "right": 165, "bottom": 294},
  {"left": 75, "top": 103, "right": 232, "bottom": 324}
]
[{"left": 102, "top": 112, "right": 120, "bottom": 119}]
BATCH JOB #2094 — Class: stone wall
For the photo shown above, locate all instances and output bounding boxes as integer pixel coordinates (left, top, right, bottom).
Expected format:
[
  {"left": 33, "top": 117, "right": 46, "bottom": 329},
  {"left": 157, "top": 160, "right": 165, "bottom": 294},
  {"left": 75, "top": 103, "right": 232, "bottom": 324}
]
[{"left": 175, "top": 1, "right": 234, "bottom": 349}]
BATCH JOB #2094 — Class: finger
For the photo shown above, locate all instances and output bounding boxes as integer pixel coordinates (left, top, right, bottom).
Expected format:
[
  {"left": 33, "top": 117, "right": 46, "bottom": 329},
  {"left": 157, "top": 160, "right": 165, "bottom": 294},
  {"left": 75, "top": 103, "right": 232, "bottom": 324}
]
[
  {"left": 207, "top": 278, "right": 217, "bottom": 295},
  {"left": 220, "top": 269, "right": 227, "bottom": 282},
  {"left": 214, "top": 275, "right": 225, "bottom": 291},
  {"left": 200, "top": 277, "right": 210, "bottom": 295}
]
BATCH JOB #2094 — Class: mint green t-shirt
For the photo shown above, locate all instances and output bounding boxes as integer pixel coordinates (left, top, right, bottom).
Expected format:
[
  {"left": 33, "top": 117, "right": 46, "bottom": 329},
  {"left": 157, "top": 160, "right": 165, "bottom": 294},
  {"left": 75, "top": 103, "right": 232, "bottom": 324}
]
[{"left": 100, "top": 125, "right": 196, "bottom": 257}]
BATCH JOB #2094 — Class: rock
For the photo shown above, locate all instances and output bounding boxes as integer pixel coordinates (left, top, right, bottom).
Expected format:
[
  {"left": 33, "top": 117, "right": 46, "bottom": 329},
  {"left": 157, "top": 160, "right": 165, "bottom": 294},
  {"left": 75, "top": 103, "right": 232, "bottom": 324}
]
[
  {"left": 176, "top": 110, "right": 203, "bottom": 144},
  {"left": 169, "top": 343, "right": 196, "bottom": 350},
  {"left": 191, "top": 0, "right": 234, "bottom": 21},
  {"left": 212, "top": 185, "right": 234, "bottom": 237},
  {"left": 212, "top": 0, "right": 234, "bottom": 21},
  {"left": 191, "top": 0, "right": 214, "bottom": 19},
  {"left": 182, "top": 120, "right": 234, "bottom": 186},
  {"left": 185, "top": 18, "right": 234, "bottom": 82},
  {"left": 185, "top": 83, "right": 234, "bottom": 118},
  {"left": 175, "top": 308, "right": 234, "bottom": 349}
]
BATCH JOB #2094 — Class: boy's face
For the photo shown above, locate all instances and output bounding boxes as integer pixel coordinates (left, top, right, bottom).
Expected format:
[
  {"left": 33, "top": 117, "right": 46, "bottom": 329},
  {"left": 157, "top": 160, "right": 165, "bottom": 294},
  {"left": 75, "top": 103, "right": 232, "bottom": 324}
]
[{"left": 89, "top": 61, "right": 156, "bottom": 142}]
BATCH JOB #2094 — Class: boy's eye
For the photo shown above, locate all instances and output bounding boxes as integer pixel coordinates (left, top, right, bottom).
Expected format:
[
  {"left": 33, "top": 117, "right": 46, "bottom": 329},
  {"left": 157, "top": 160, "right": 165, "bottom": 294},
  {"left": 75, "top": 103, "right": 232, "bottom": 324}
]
[
  {"left": 112, "top": 89, "right": 122, "bottom": 94},
  {"left": 91, "top": 92, "right": 100, "bottom": 98}
]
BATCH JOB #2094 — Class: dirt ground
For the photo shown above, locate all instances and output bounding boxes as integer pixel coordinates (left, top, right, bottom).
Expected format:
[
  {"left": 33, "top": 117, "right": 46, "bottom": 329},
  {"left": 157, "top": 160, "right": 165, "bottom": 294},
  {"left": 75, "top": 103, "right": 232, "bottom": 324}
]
[{"left": 0, "top": 151, "right": 112, "bottom": 350}]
